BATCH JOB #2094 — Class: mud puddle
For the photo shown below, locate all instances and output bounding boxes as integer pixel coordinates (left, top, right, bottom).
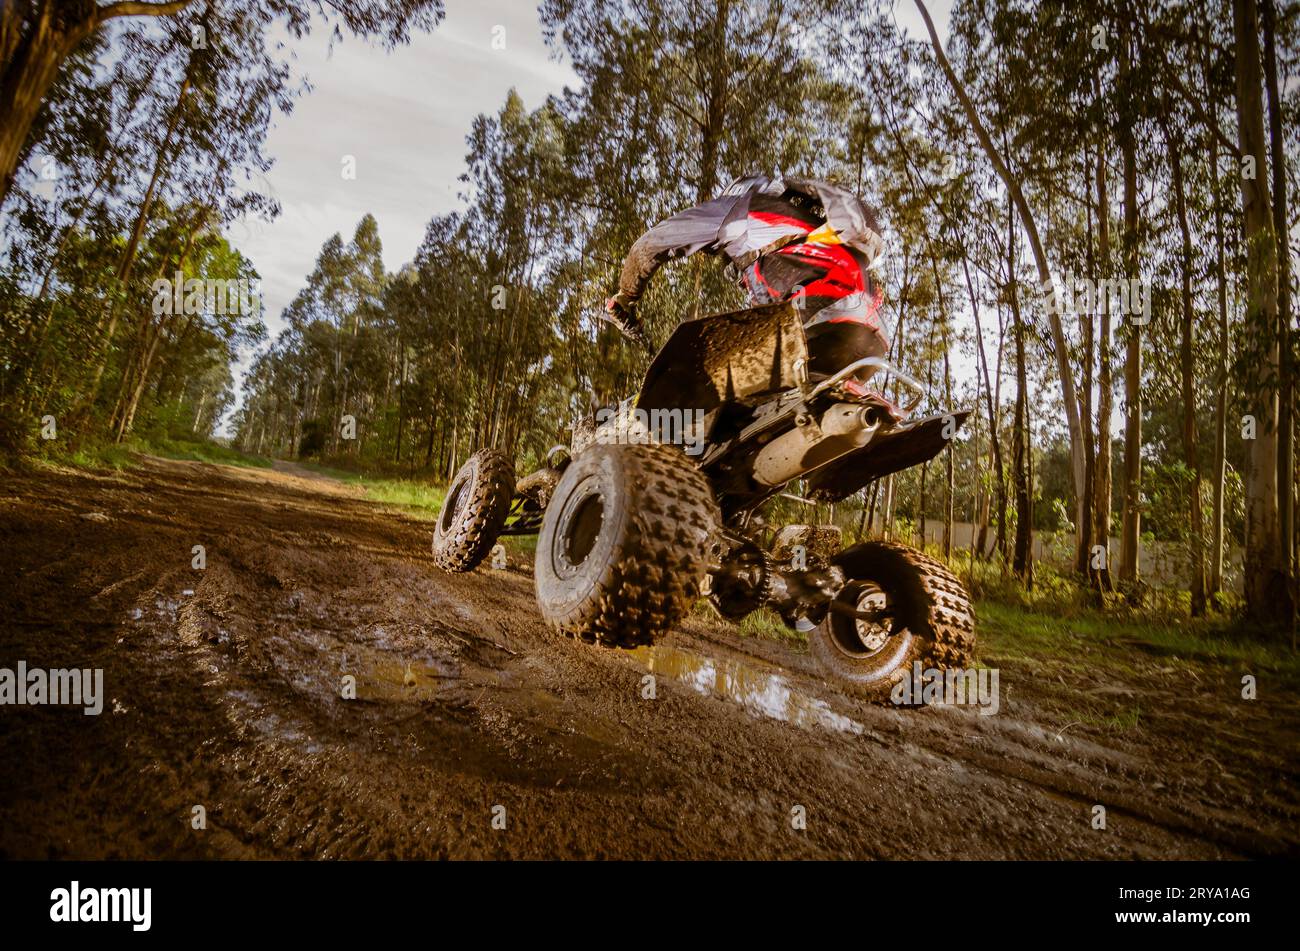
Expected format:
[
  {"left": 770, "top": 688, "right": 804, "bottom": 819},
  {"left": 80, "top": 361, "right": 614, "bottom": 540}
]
[{"left": 629, "top": 643, "right": 865, "bottom": 735}]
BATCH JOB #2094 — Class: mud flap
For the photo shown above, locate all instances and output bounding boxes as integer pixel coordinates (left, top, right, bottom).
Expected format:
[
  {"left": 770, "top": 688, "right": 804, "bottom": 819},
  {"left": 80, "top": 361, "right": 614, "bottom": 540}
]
[
  {"left": 806, "top": 410, "right": 970, "bottom": 502},
  {"left": 636, "top": 301, "right": 809, "bottom": 417}
]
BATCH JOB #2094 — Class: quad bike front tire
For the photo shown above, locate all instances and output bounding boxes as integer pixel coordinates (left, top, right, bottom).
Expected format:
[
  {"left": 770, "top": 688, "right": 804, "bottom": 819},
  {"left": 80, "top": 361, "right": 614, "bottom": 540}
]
[
  {"left": 534, "top": 442, "right": 719, "bottom": 648},
  {"left": 810, "top": 541, "right": 974, "bottom": 700},
  {"left": 432, "top": 449, "right": 515, "bottom": 572}
]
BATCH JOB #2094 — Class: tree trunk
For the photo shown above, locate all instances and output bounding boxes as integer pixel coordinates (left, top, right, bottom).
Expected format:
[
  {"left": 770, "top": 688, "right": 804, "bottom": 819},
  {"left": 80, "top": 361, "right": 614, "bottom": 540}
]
[
  {"left": 395, "top": 335, "right": 407, "bottom": 463},
  {"left": 0, "top": 3, "right": 90, "bottom": 207},
  {"left": 1011, "top": 293, "right": 1032, "bottom": 584},
  {"left": 1077, "top": 153, "right": 1097, "bottom": 578},
  {"left": 1166, "top": 122, "right": 1207, "bottom": 616},
  {"left": 943, "top": 328, "right": 954, "bottom": 562},
  {"left": 425, "top": 410, "right": 437, "bottom": 469},
  {"left": 1232, "top": 0, "right": 1288, "bottom": 625},
  {"left": 1261, "top": 0, "right": 1295, "bottom": 621},
  {"left": 1092, "top": 146, "right": 1114, "bottom": 592},
  {"left": 1005, "top": 195, "right": 1032, "bottom": 583},
  {"left": 959, "top": 249, "right": 1004, "bottom": 559},
  {"left": 1210, "top": 136, "right": 1230, "bottom": 599},
  {"left": 694, "top": 0, "right": 729, "bottom": 204},
  {"left": 1118, "top": 30, "right": 1142, "bottom": 584},
  {"left": 969, "top": 408, "right": 983, "bottom": 572},
  {"left": 0, "top": 1, "right": 196, "bottom": 206},
  {"left": 86, "top": 63, "right": 193, "bottom": 406}
]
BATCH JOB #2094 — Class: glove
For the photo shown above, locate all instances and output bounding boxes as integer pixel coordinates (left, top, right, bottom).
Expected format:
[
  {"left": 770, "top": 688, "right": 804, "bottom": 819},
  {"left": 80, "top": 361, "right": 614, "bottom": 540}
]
[{"left": 602, "top": 295, "right": 652, "bottom": 355}]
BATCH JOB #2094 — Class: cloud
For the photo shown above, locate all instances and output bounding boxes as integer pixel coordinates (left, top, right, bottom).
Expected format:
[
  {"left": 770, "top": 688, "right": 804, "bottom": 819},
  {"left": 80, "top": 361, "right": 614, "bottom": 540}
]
[{"left": 221, "top": 0, "right": 577, "bottom": 434}]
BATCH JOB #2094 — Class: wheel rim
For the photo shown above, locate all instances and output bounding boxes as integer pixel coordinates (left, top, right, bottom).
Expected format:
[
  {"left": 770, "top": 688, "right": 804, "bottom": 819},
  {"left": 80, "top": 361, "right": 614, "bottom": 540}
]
[
  {"left": 828, "top": 581, "right": 896, "bottom": 658},
  {"left": 564, "top": 493, "right": 604, "bottom": 567},
  {"left": 439, "top": 475, "right": 468, "bottom": 533},
  {"left": 549, "top": 477, "right": 607, "bottom": 578}
]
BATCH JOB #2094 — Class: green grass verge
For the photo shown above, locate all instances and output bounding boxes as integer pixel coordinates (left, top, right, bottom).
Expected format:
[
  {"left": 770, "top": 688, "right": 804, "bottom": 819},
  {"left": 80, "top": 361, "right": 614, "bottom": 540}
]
[
  {"left": 721, "top": 582, "right": 1298, "bottom": 685},
  {"left": 295, "top": 461, "right": 447, "bottom": 515},
  {"left": 34, "top": 436, "right": 272, "bottom": 472},
  {"left": 58, "top": 443, "right": 139, "bottom": 471},
  {"left": 145, "top": 437, "right": 273, "bottom": 468},
  {"left": 977, "top": 599, "right": 1300, "bottom": 679}
]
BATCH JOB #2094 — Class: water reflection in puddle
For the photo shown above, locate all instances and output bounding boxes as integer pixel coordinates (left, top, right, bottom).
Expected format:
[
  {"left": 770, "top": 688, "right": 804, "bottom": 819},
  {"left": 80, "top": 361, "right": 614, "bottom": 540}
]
[
  {"left": 365, "top": 659, "right": 450, "bottom": 693},
  {"left": 629, "top": 644, "right": 864, "bottom": 735}
]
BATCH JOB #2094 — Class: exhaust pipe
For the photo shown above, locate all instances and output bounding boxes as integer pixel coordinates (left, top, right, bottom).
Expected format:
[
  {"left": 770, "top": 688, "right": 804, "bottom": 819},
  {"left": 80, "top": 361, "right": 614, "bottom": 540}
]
[{"left": 752, "top": 403, "right": 880, "bottom": 487}]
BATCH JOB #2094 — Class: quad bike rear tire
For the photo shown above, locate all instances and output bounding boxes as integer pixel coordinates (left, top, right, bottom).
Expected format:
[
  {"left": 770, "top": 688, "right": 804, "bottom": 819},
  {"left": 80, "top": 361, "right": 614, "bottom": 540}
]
[
  {"left": 810, "top": 541, "right": 974, "bottom": 700},
  {"left": 534, "top": 442, "right": 719, "bottom": 648},
  {"left": 432, "top": 449, "right": 515, "bottom": 572}
]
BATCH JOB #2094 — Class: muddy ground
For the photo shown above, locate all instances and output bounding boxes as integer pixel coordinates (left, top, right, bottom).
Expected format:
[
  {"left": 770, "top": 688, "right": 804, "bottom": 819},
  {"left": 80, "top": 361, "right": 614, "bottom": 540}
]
[{"left": 1, "top": 456, "right": 1296, "bottom": 859}]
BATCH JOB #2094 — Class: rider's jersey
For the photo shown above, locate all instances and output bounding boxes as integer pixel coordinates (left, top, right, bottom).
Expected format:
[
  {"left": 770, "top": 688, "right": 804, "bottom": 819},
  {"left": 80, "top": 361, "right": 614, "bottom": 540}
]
[{"left": 615, "top": 175, "right": 887, "bottom": 336}]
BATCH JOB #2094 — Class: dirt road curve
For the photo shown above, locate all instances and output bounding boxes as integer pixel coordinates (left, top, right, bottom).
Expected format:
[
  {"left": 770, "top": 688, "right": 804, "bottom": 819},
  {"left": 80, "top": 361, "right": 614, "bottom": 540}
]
[{"left": 1, "top": 457, "right": 1296, "bottom": 859}]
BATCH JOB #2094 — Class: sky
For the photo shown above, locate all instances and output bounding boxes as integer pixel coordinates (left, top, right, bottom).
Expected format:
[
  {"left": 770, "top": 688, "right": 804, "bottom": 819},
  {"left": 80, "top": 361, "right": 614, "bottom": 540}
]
[
  {"left": 221, "top": 0, "right": 578, "bottom": 435},
  {"left": 220, "top": 0, "right": 955, "bottom": 434}
]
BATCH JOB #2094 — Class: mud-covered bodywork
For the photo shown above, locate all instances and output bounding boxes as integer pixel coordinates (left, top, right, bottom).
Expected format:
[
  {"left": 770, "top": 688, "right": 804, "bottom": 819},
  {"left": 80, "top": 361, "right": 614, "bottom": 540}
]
[
  {"left": 636, "top": 300, "right": 809, "bottom": 417},
  {"left": 630, "top": 301, "right": 967, "bottom": 520},
  {"left": 486, "top": 299, "right": 970, "bottom": 527},
  {"left": 514, "top": 466, "right": 561, "bottom": 510}
]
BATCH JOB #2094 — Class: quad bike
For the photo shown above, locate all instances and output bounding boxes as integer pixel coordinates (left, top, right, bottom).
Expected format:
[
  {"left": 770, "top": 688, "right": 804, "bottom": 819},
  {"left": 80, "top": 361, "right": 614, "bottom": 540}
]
[{"left": 432, "top": 301, "right": 974, "bottom": 698}]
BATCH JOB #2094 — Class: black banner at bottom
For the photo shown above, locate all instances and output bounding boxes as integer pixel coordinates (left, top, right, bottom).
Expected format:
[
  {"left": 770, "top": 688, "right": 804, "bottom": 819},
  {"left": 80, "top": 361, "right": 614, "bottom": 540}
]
[{"left": 0, "top": 859, "right": 1279, "bottom": 939}]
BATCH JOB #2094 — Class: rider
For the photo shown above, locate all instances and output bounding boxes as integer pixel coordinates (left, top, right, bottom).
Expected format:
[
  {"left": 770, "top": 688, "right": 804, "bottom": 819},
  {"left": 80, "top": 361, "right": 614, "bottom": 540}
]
[{"left": 603, "top": 174, "right": 889, "bottom": 380}]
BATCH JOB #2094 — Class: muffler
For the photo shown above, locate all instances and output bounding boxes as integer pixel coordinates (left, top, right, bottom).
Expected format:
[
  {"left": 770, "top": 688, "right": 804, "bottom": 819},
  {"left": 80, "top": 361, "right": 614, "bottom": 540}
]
[{"left": 752, "top": 403, "right": 881, "bottom": 487}]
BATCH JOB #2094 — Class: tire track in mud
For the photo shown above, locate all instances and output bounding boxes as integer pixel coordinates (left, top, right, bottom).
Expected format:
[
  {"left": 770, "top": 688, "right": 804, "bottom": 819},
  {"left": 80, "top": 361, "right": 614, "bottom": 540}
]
[
  {"left": 1, "top": 456, "right": 1295, "bottom": 859},
  {"left": 671, "top": 589, "right": 1300, "bottom": 859}
]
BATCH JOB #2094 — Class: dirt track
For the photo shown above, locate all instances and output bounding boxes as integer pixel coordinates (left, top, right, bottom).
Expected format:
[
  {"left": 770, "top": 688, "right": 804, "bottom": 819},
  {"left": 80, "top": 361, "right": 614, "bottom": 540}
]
[{"left": 1, "top": 456, "right": 1296, "bottom": 859}]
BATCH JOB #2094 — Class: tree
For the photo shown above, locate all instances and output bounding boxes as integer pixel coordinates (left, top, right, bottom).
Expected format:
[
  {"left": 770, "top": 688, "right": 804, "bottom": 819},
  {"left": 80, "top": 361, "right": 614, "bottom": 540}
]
[
  {"left": 1231, "top": 0, "right": 1289, "bottom": 624},
  {"left": 914, "top": 0, "right": 1086, "bottom": 577}
]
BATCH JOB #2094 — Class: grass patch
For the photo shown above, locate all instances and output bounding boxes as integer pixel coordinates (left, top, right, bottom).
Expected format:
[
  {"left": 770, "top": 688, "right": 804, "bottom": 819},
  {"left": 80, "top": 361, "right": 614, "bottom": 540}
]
[
  {"left": 977, "top": 599, "right": 1300, "bottom": 680},
  {"left": 686, "top": 600, "right": 805, "bottom": 648},
  {"left": 59, "top": 443, "right": 139, "bottom": 471},
  {"left": 1076, "top": 705, "right": 1143, "bottom": 732},
  {"left": 1050, "top": 702, "right": 1145, "bottom": 736},
  {"left": 292, "top": 460, "right": 360, "bottom": 482},
  {"left": 145, "top": 437, "right": 273, "bottom": 469},
  {"left": 739, "top": 607, "right": 806, "bottom": 647},
  {"left": 501, "top": 534, "right": 538, "bottom": 559},
  {"left": 31, "top": 435, "right": 272, "bottom": 473},
  {"left": 351, "top": 478, "right": 446, "bottom": 513},
  {"left": 296, "top": 461, "right": 447, "bottom": 517}
]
